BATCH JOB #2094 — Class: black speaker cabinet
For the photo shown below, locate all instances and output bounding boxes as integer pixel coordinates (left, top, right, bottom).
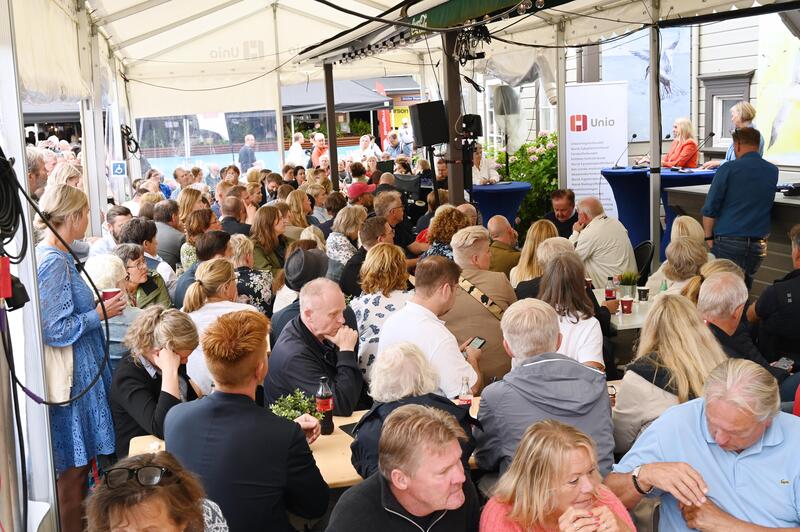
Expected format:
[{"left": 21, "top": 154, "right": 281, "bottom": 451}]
[{"left": 409, "top": 100, "right": 449, "bottom": 147}]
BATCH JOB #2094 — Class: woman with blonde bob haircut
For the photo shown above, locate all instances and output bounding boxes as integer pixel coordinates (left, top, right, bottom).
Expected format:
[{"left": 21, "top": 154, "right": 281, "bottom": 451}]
[
  {"left": 350, "top": 342, "right": 477, "bottom": 479},
  {"left": 47, "top": 160, "right": 83, "bottom": 189},
  {"left": 326, "top": 205, "right": 368, "bottom": 281},
  {"left": 285, "top": 189, "right": 312, "bottom": 234},
  {"left": 612, "top": 294, "right": 727, "bottom": 453},
  {"left": 111, "top": 306, "right": 199, "bottom": 457},
  {"left": 481, "top": 419, "right": 634, "bottom": 532},
  {"left": 183, "top": 258, "right": 259, "bottom": 394},
  {"left": 645, "top": 235, "right": 708, "bottom": 295},
  {"left": 681, "top": 258, "right": 743, "bottom": 304},
  {"left": 229, "top": 233, "right": 273, "bottom": 316},
  {"left": 176, "top": 187, "right": 204, "bottom": 229},
  {"left": 510, "top": 219, "right": 558, "bottom": 287},
  {"left": 351, "top": 244, "right": 413, "bottom": 379}
]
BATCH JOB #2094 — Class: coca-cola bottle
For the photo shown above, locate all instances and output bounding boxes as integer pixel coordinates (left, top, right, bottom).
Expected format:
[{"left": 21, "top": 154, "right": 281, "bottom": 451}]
[
  {"left": 316, "top": 376, "right": 334, "bottom": 435},
  {"left": 457, "top": 376, "right": 473, "bottom": 407},
  {"left": 604, "top": 276, "right": 615, "bottom": 301}
]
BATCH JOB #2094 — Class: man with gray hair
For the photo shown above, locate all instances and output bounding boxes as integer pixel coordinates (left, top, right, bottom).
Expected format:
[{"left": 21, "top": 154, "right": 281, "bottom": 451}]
[
  {"left": 238, "top": 133, "right": 256, "bottom": 172},
  {"left": 456, "top": 202, "right": 478, "bottom": 226},
  {"left": 608, "top": 358, "right": 800, "bottom": 531},
  {"left": 265, "top": 277, "right": 365, "bottom": 416},
  {"left": 25, "top": 146, "right": 48, "bottom": 199},
  {"left": 699, "top": 272, "right": 799, "bottom": 402},
  {"left": 474, "top": 298, "right": 614, "bottom": 477},
  {"left": 570, "top": 196, "right": 637, "bottom": 288},
  {"left": 442, "top": 226, "right": 517, "bottom": 384}
]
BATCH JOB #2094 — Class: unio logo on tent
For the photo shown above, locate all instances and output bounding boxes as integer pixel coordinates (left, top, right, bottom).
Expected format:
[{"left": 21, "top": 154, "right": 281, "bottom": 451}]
[{"left": 569, "top": 114, "right": 616, "bottom": 132}]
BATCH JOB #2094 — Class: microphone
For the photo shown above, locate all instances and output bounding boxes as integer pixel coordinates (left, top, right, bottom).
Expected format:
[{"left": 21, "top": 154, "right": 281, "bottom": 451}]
[
  {"left": 672, "top": 132, "right": 715, "bottom": 171},
  {"left": 612, "top": 133, "right": 638, "bottom": 169},
  {"left": 632, "top": 134, "right": 669, "bottom": 168}
]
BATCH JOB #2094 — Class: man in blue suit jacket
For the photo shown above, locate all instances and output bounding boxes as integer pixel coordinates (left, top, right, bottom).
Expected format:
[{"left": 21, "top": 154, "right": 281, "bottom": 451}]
[{"left": 702, "top": 127, "right": 778, "bottom": 288}]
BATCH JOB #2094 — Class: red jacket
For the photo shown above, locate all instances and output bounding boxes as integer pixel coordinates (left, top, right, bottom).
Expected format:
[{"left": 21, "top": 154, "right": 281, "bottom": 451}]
[{"left": 661, "top": 138, "right": 698, "bottom": 167}]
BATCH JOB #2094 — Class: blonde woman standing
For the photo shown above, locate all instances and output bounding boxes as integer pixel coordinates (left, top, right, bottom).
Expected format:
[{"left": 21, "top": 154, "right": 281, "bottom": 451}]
[
  {"left": 612, "top": 294, "right": 727, "bottom": 453},
  {"left": 35, "top": 184, "right": 126, "bottom": 532},
  {"left": 480, "top": 420, "right": 634, "bottom": 532},
  {"left": 182, "top": 258, "right": 259, "bottom": 395},
  {"left": 702, "top": 101, "right": 764, "bottom": 168},
  {"left": 110, "top": 306, "right": 199, "bottom": 457},
  {"left": 509, "top": 219, "right": 558, "bottom": 288}
]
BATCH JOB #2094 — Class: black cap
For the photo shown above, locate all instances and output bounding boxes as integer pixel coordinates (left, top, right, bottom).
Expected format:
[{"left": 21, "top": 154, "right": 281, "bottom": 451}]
[{"left": 284, "top": 248, "right": 328, "bottom": 291}]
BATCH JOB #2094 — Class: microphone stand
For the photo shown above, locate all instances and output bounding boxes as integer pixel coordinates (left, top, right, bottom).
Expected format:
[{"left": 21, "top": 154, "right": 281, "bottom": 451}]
[
  {"left": 671, "top": 132, "right": 715, "bottom": 171},
  {"left": 612, "top": 133, "right": 638, "bottom": 169}
]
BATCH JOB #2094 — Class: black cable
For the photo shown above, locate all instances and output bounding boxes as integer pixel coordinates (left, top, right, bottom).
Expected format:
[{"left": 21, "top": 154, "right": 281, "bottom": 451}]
[
  {"left": 0, "top": 151, "right": 114, "bottom": 408},
  {"left": 424, "top": 35, "right": 442, "bottom": 100},
  {"left": 0, "top": 151, "right": 27, "bottom": 265},
  {"left": 121, "top": 125, "right": 139, "bottom": 155},
  {"left": 491, "top": 24, "right": 650, "bottom": 49}
]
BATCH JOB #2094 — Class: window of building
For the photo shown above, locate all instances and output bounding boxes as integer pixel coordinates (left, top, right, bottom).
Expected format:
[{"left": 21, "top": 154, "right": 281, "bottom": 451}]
[{"left": 698, "top": 70, "right": 754, "bottom": 155}]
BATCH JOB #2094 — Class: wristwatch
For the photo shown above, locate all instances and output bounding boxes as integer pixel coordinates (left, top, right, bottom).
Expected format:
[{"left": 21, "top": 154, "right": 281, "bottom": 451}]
[
  {"left": 632, "top": 465, "right": 654, "bottom": 495},
  {"left": 704, "top": 235, "right": 714, "bottom": 241}
]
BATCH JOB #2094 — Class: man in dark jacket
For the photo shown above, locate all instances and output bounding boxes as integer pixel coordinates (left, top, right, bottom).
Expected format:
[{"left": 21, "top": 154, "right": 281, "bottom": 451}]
[
  {"left": 265, "top": 278, "right": 365, "bottom": 416},
  {"left": 339, "top": 216, "right": 393, "bottom": 297},
  {"left": 474, "top": 298, "right": 614, "bottom": 476},
  {"left": 328, "top": 405, "right": 480, "bottom": 532},
  {"left": 172, "top": 231, "right": 231, "bottom": 308},
  {"left": 165, "top": 310, "right": 328, "bottom": 532},
  {"left": 219, "top": 196, "right": 251, "bottom": 236}
]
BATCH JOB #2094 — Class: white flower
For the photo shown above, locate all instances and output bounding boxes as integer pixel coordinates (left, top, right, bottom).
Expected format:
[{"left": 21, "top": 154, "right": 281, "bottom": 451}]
[
  {"left": 509, "top": 156, "right": 518, "bottom": 163},
  {"left": 526, "top": 146, "right": 536, "bottom": 154},
  {"left": 529, "top": 155, "right": 539, "bottom": 162},
  {"left": 545, "top": 142, "right": 555, "bottom": 149}
]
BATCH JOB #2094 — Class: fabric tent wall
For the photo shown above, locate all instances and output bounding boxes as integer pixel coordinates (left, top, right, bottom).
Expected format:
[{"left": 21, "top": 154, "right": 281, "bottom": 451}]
[{"left": 12, "top": 0, "right": 88, "bottom": 102}]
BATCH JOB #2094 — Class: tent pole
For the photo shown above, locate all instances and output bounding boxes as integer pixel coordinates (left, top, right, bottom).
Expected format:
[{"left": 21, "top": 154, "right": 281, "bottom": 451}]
[
  {"left": 442, "top": 31, "right": 464, "bottom": 205},
  {"left": 556, "top": 21, "right": 567, "bottom": 188},
  {"left": 272, "top": 3, "right": 285, "bottom": 169},
  {"left": 648, "top": 0, "right": 662, "bottom": 269},
  {"left": 0, "top": 0, "right": 59, "bottom": 527},
  {"left": 417, "top": 52, "right": 428, "bottom": 102},
  {"left": 324, "top": 62, "right": 339, "bottom": 191}
]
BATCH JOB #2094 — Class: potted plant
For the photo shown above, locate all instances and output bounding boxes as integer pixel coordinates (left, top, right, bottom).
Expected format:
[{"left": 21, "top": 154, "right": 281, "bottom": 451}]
[
  {"left": 618, "top": 271, "right": 640, "bottom": 299},
  {"left": 269, "top": 389, "right": 323, "bottom": 422}
]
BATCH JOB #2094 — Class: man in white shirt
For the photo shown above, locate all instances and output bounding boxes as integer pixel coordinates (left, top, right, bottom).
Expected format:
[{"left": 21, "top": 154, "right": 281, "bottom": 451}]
[
  {"left": 398, "top": 118, "right": 415, "bottom": 147},
  {"left": 569, "top": 196, "right": 637, "bottom": 288},
  {"left": 378, "top": 256, "right": 482, "bottom": 397},
  {"left": 287, "top": 132, "right": 306, "bottom": 167},
  {"left": 472, "top": 142, "right": 500, "bottom": 186},
  {"left": 89, "top": 205, "right": 132, "bottom": 257}
]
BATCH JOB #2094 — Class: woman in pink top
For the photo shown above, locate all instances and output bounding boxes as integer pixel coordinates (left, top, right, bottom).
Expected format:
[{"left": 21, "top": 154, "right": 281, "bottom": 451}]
[{"left": 480, "top": 420, "right": 634, "bottom": 532}]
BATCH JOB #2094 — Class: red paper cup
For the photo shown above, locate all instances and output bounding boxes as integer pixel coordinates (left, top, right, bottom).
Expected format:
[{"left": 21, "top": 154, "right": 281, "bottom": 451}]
[
  {"left": 621, "top": 297, "right": 634, "bottom": 314},
  {"left": 101, "top": 288, "right": 121, "bottom": 301}
]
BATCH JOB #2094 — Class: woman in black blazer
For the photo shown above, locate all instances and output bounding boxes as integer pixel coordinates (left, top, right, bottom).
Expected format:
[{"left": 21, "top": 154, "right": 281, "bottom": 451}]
[{"left": 110, "top": 305, "right": 199, "bottom": 458}]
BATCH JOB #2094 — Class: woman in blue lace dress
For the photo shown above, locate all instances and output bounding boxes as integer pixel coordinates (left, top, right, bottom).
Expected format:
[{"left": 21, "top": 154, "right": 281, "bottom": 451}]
[{"left": 36, "top": 184, "right": 126, "bottom": 532}]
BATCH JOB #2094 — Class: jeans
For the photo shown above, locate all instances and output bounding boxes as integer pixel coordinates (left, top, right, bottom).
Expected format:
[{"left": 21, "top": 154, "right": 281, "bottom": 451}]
[{"left": 712, "top": 236, "right": 767, "bottom": 289}]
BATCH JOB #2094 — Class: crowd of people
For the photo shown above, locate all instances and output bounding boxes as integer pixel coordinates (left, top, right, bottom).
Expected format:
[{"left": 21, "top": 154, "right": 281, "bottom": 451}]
[{"left": 26, "top": 117, "right": 800, "bottom": 532}]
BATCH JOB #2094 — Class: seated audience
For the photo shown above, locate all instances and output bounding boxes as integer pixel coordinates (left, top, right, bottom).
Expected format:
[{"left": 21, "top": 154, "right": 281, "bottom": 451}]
[
  {"left": 346, "top": 181, "right": 375, "bottom": 213},
  {"left": 113, "top": 244, "right": 171, "bottom": 309},
  {"left": 165, "top": 311, "right": 328, "bottom": 532},
  {"left": 111, "top": 306, "right": 199, "bottom": 457},
  {"left": 379, "top": 257, "right": 482, "bottom": 397},
  {"left": 442, "top": 226, "right": 517, "bottom": 385},
  {"left": 509, "top": 219, "right": 558, "bottom": 288},
  {"left": 306, "top": 184, "right": 329, "bottom": 222},
  {"left": 245, "top": 182, "right": 263, "bottom": 210},
  {"left": 180, "top": 208, "right": 220, "bottom": 270},
  {"left": 183, "top": 258, "right": 258, "bottom": 395},
  {"left": 153, "top": 200, "right": 184, "bottom": 270},
  {"left": 117, "top": 217, "right": 177, "bottom": 297},
  {"left": 176, "top": 188, "right": 205, "bottom": 230},
  {"left": 326, "top": 205, "right": 367, "bottom": 282},
  {"left": 85, "top": 451, "right": 227, "bottom": 532},
  {"left": 607, "top": 359, "right": 800, "bottom": 531},
  {"left": 89, "top": 205, "right": 132, "bottom": 257},
  {"left": 82, "top": 254, "right": 142, "bottom": 362},
  {"left": 229, "top": 234, "right": 273, "bottom": 317},
  {"left": 612, "top": 294, "right": 727, "bottom": 454},
  {"left": 299, "top": 224, "right": 327, "bottom": 251},
  {"left": 480, "top": 420, "right": 634, "bottom": 532},
  {"left": 319, "top": 191, "right": 347, "bottom": 237},
  {"left": 475, "top": 299, "right": 614, "bottom": 476},
  {"left": 340, "top": 216, "right": 394, "bottom": 298},
  {"left": 645, "top": 236, "right": 708, "bottom": 295},
  {"left": 350, "top": 342, "right": 477, "bottom": 479},
  {"left": 420, "top": 207, "right": 469, "bottom": 260},
  {"left": 487, "top": 215, "right": 521, "bottom": 279},
  {"left": 457, "top": 202, "right": 479, "bottom": 226},
  {"left": 219, "top": 196, "right": 251, "bottom": 236},
  {"left": 265, "top": 278, "right": 365, "bottom": 416},
  {"left": 285, "top": 189, "right": 313, "bottom": 240},
  {"left": 327, "top": 405, "right": 480, "bottom": 531},
  {"left": 172, "top": 231, "right": 232, "bottom": 309},
  {"left": 538, "top": 253, "right": 604, "bottom": 370},
  {"left": 351, "top": 244, "right": 413, "bottom": 379},
  {"left": 415, "top": 189, "right": 449, "bottom": 234},
  {"left": 211, "top": 180, "right": 233, "bottom": 217},
  {"left": 680, "top": 257, "right": 744, "bottom": 304},
  {"left": 250, "top": 204, "right": 289, "bottom": 278},
  {"left": 137, "top": 192, "right": 162, "bottom": 220},
  {"left": 272, "top": 240, "right": 319, "bottom": 313},
  {"left": 699, "top": 272, "right": 799, "bottom": 402},
  {"left": 264, "top": 172, "right": 282, "bottom": 203},
  {"left": 570, "top": 196, "right": 637, "bottom": 289},
  {"left": 544, "top": 188, "right": 580, "bottom": 239},
  {"left": 375, "top": 190, "right": 428, "bottom": 257},
  {"left": 375, "top": 172, "right": 397, "bottom": 195},
  {"left": 226, "top": 184, "right": 257, "bottom": 224},
  {"left": 747, "top": 223, "right": 800, "bottom": 362}
]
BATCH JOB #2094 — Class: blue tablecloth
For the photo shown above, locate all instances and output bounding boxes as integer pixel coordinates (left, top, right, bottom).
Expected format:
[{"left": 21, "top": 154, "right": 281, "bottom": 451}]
[
  {"left": 600, "top": 167, "right": 716, "bottom": 259},
  {"left": 470, "top": 182, "right": 532, "bottom": 227}
]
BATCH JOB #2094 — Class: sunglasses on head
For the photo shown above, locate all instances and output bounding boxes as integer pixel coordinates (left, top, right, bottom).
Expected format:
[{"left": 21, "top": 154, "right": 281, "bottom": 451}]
[{"left": 104, "top": 466, "right": 176, "bottom": 489}]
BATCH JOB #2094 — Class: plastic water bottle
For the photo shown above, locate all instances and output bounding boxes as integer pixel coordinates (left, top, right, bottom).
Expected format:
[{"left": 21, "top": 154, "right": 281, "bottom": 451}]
[{"left": 457, "top": 376, "right": 473, "bottom": 406}]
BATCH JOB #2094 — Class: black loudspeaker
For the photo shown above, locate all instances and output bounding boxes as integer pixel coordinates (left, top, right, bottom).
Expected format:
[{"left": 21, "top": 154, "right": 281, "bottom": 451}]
[
  {"left": 462, "top": 114, "right": 483, "bottom": 137},
  {"left": 409, "top": 100, "right": 449, "bottom": 146}
]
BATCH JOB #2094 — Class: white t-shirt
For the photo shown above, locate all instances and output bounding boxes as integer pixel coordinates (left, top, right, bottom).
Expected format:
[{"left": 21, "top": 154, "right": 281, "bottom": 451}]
[
  {"left": 557, "top": 313, "right": 604, "bottom": 367},
  {"left": 272, "top": 285, "right": 297, "bottom": 314},
  {"left": 378, "top": 301, "right": 477, "bottom": 398},
  {"left": 186, "top": 300, "right": 259, "bottom": 394}
]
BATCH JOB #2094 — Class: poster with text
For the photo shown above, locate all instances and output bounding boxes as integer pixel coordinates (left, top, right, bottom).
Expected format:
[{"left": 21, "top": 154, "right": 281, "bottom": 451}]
[
  {"left": 565, "top": 81, "right": 628, "bottom": 218},
  {"left": 601, "top": 27, "right": 690, "bottom": 142}
]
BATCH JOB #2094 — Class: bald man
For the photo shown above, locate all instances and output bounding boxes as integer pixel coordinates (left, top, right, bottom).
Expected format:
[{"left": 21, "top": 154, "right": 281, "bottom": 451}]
[
  {"left": 487, "top": 215, "right": 520, "bottom": 278},
  {"left": 570, "top": 197, "right": 637, "bottom": 288},
  {"left": 456, "top": 203, "right": 478, "bottom": 226}
]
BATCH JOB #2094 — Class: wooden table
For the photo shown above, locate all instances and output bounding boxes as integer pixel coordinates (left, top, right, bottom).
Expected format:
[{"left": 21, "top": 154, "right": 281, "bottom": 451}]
[{"left": 593, "top": 289, "right": 650, "bottom": 331}]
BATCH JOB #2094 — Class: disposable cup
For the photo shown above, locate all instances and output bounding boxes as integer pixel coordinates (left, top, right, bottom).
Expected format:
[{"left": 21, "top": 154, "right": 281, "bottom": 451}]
[
  {"left": 621, "top": 297, "right": 634, "bottom": 314},
  {"left": 101, "top": 288, "right": 121, "bottom": 301},
  {"left": 637, "top": 286, "right": 649, "bottom": 302}
]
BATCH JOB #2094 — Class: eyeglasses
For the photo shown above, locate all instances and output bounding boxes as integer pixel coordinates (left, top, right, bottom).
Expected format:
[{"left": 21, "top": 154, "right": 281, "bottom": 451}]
[
  {"left": 104, "top": 466, "right": 175, "bottom": 488},
  {"left": 127, "top": 260, "right": 147, "bottom": 270}
]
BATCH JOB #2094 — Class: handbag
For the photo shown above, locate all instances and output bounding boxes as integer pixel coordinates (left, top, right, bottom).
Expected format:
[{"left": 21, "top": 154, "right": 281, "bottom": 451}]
[
  {"left": 41, "top": 250, "right": 75, "bottom": 403},
  {"left": 458, "top": 276, "right": 505, "bottom": 321}
]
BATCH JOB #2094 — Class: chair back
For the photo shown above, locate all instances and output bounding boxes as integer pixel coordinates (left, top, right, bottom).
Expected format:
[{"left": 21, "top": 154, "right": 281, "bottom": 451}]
[{"left": 634, "top": 240, "right": 654, "bottom": 284}]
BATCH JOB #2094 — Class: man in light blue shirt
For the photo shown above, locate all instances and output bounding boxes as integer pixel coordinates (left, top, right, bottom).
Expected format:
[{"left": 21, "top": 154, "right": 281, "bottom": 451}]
[{"left": 607, "top": 359, "right": 800, "bottom": 531}]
